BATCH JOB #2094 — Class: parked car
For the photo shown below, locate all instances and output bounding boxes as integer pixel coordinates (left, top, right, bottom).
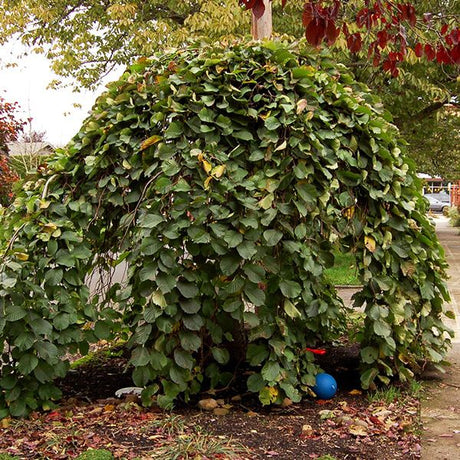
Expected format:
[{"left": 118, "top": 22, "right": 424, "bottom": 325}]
[
  {"left": 424, "top": 192, "right": 451, "bottom": 205},
  {"left": 425, "top": 195, "right": 450, "bottom": 214}
]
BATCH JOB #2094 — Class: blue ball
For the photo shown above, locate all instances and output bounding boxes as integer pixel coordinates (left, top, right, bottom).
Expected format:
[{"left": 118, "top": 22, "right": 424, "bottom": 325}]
[{"left": 312, "top": 373, "right": 337, "bottom": 399}]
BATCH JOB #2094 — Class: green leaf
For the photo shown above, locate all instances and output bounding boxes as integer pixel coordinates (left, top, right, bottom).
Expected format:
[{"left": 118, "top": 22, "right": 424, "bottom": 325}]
[
  {"left": 179, "top": 332, "right": 201, "bottom": 352},
  {"left": 246, "top": 344, "right": 269, "bottom": 366},
  {"left": 156, "top": 274, "right": 176, "bottom": 293},
  {"left": 337, "top": 170, "right": 362, "bottom": 186},
  {"left": 261, "top": 361, "right": 281, "bottom": 382},
  {"left": 34, "top": 342, "right": 59, "bottom": 362},
  {"left": 53, "top": 313, "right": 71, "bottom": 331},
  {"left": 263, "top": 229, "right": 283, "bottom": 246},
  {"left": 265, "top": 117, "right": 281, "bottom": 130},
  {"left": 233, "top": 130, "right": 254, "bottom": 141},
  {"left": 133, "top": 323, "right": 152, "bottom": 344},
  {"left": 242, "top": 264, "right": 265, "bottom": 283},
  {"left": 132, "top": 365, "right": 154, "bottom": 387},
  {"left": 211, "top": 347, "right": 230, "bottom": 365},
  {"left": 361, "top": 367, "right": 379, "bottom": 389},
  {"left": 373, "top": 320, "right": 392, "bottom": 337},
  {"left": 183, "top": 314, "right": 204, "bottom": 331},
  {"left": 164, "top": 121, "right": 183, "bottom": 139},
  {"left": 151, "top": 290, "right": 167, "bottom": 308},
  {"left": 244, "top": 282, "right": 265, "bottom": 307},
  {"left": 0, "top": 374, "right": 17, "bottom": 390},
  {"left": 140, "top": 214, "right": 163, "bottom": 228},
  {"left": 180, "top": 299, "right": 201, "bottom": 314},
  {"left": 283, "top": 299, "right": 301, "bottom": 318},
  {"left": 174, "top": 349, "right": 194, "bottom": 370},
  {"left": 18, "top": 354, "right": 39, "bottom": 375},
  {"left": 31, "top": 318, "right": 53, "bottom": 336},
  {"left": 220, "top": 255, "right": 240, "bottom": 276},
  {"left": 131, "top": 347, "right": 151, "bottom": 367},
  {"left": 177, "top": 281, "right": 199, "bottom": 299},
  {"left": 45, "top": 269, "right": 63, "bottom": 286},
  {"left": 55, "top": 251, "right": 75, "bottom": 267},
  {"left": 14, "top": 332, "right": 36, "bottom": 350},
  {"left": 361, "top": 346, "right": 378, "bottom": 364},
  {"left": 94, "top": 320, "right": 111, "bottom": 340},
  {"left": 9, "top": 399, "right": 27, "bottom": 417},
  {"left": 144, "top": 306, "right": 162, "bottom": 323},
  {"left": 170, "top": 365, "right": 189, "bottom": 386},
  {"left": 72, "top": 244, "right": 92, "bottom": 259},
  {"left": 224, "top": 230, "right": 243, "bottom": 248},
  {"left": 279, "top": 280, "right": 302, "bottom": 298},
  {"left": 5, "top": 305, "right": 27, "bottom": 322},
  {"left": 247, "top": 373, "right": 265, "bottom": 392},
  {"left": 237, "top": 241, "right": 257, "bottom": 260},
  {"left": 139, "top": 264, "right": 157, "bottom": 282},
  {"left": 198, "top": 107, "right": 215, "bottom": 122}
]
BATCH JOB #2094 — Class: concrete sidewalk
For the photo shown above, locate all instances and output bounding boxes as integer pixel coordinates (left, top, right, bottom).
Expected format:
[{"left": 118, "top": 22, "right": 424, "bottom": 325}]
[{"left": 421, "top": 216, "right": 460, "bottom": 460}]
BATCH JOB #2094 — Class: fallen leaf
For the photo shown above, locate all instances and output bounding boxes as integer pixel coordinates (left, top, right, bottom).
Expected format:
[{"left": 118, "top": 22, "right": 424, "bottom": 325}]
[
  {"left": 349, "top": 424, "right": 368, "bottom": 436},
  {"left": 349, "top": 389, "right": 362, "bottom": 395}
]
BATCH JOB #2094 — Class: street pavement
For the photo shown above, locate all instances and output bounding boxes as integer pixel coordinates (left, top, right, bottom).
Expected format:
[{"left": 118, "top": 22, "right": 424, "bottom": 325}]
[{"left": 421, "top": 216, "right": 460, "bottom": 460}]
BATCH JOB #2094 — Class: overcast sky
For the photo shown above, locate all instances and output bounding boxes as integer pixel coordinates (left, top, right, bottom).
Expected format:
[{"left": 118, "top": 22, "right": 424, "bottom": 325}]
[{"left": 1, "top": 42, "right": 119, "bottom": 147}]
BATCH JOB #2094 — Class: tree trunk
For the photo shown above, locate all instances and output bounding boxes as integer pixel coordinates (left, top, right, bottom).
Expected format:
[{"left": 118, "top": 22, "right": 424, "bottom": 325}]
[{"left": 251, "top": 0, "right": 272, "bottom": 40}]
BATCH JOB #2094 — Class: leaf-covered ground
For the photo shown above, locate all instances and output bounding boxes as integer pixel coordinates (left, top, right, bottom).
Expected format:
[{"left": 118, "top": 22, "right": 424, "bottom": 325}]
[{"left": 0, "top": 347, "right": 422, "bottom": 459}]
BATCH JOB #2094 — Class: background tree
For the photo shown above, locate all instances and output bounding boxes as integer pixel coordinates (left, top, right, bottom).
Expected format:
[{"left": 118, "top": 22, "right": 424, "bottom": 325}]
[
  {"left": 0, "top": 95, "right": 23, "bottom": 205},
  {"left": 0, "top": 95, "right": 25, "bottom": 152}
]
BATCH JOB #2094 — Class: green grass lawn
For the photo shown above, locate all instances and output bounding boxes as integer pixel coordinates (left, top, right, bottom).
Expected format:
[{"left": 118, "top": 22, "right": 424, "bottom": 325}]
[{"left": 324, "top": 252, "right": 360, "bottom": 286}]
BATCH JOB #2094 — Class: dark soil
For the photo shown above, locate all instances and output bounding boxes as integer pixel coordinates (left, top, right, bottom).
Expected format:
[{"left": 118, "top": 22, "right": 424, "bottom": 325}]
[{"left": 0, "top": 345, "right": 422, "bottom": 459}]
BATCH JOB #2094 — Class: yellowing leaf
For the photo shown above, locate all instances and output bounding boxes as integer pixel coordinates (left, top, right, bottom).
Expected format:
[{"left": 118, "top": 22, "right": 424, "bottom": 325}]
[
  {"left": 274, "top": 140, "right": 287, "bottom": 151},
  {"left": 42, "top": 223, "right": 58, "bottom": 233},
  {"left": 268, "top": 386, "right": 278, "bottom": 399},
  {"left": 202, "top": 160, "right": 212, "bottom": 174},
  {"left": 122, "top": 159, "right": 132, "bottom": 170},
  {"left": 284, "top": 299, "right": 301, "bottom": 319},
  {"left": 364, "top": 235, "right": 376, "bottom": 253},
  {"left": 259, "top": 112, "right": 271, "bottom": 120},
  {"left": 151, "top": 290, "right": 167, "bottom": 308},
  {"left": 343, "top": 206, "right": 355, "bottom": 220},
  {"left": 140, "top": 135, "right": 162, "bottom": 150},
  {"left": 39, "top": 200, "right": 51, "bottom": 209},
  {"left": 204, "top": 176, "right": 213, "bottom": 190},
  {"left": 212, "top": 165, "right": 226, "bottom": 178},
  {"left": 15, "top": 252, "right": 29, "bottom": 261},
  {"left": 296, "top": 99, "right": 308, "bottom": 114},
  {"left": 258, "top": 193, "right": 274, "bottom": 210}
]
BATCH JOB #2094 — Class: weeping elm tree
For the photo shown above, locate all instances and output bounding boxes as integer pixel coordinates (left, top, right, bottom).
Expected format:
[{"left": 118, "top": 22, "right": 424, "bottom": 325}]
[{"left": 0, "top": 2, "right": 455, "bottom": 418}]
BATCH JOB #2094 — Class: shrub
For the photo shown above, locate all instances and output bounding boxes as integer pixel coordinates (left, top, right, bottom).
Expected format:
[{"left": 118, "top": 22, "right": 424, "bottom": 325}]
[{"left": 0, "top": 39, "right": 452, "bottom": 417}]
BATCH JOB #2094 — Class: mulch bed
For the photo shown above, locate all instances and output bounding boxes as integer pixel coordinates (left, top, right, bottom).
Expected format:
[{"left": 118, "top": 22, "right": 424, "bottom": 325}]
[{"left": 0, "top": 345, "right": 422, "bottom": 459}]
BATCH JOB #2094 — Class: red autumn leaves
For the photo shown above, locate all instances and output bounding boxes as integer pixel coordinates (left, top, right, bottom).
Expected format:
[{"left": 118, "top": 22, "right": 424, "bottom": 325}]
[{"left": 240, "top": 1, "right": 460, "bottom": 76}]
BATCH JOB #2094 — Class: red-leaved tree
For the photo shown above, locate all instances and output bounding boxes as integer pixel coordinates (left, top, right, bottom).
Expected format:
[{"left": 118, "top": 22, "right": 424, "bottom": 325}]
[
  {"left": 241, "top": 0, "right": 459, "bottom": 77},
  {"left": 0, "top": 96, "right": 24, "bottom": 205}
]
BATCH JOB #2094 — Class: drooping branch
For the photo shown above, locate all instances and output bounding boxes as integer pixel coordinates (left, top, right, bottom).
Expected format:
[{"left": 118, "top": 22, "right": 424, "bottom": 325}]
[{"left": 412, "top": 100, "right": 450, "bottom": 121}]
